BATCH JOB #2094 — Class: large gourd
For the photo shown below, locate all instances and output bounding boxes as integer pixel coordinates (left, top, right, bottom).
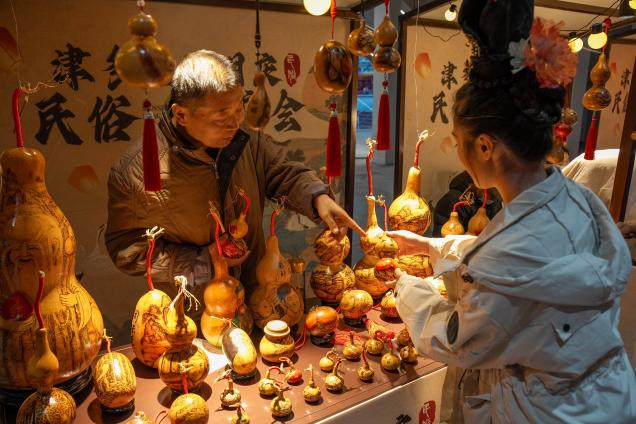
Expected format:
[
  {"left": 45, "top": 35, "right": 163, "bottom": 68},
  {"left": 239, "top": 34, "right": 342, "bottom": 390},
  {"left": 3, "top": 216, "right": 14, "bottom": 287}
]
[
  {"left": 582, "top": 52, "right": 611, "bottom": 110},
  {"left": 131, "top": 226, "right": 171, "bottom": 368},
  {"left": 0, "top": 138, "right": 104, "bottom": 392},
  {"left": 389, "top": 131, "right": 434, "bottom": 278},
  {"left": 248, "top": 204, "right": 303, "bottom": 329},
  {"left": 201, "top": 206, "right": 252, "bottom": 347}
]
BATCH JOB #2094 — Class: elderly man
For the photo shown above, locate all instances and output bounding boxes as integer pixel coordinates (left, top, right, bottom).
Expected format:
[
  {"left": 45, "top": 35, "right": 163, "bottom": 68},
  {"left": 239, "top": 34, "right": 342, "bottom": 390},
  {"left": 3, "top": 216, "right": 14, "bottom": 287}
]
[{"left": 105, "top": 50, "right": 363, "bottom": 313}]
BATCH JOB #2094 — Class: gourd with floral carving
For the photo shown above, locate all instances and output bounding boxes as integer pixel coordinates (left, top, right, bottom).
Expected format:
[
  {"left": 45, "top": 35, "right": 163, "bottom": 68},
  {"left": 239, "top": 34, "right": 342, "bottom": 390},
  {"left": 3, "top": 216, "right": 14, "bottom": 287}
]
[
  {"left": 303, "top": 364, "right": 322, "bottom": 403},
  {"left": 131, "top": 226, "right": 172, "bottom": 368},
  {"left": 380, "top": 289, "right": 399, "bottom": 319},
  {"left": 324, "top": 358, "right": 345, "bottom": 392},
  {"left": 310, "top": 229, "right": 355, "bottom": 305},
  {"left": 159, "top": 277, "right": 209, "bottom": 392},
  {"left": 16, "top": 272, "right": 77, "bottom": 424},
  {"left": 165, "top": 363, "right": 209, "bottom": 424},
  {"left": 249, "top": 202, "right": 303, "bottom": 328},
  {"left": 342, "top": 331, "right": 363, "bottom": 360},
  {"left": 201, "top": 205, "right": 252, "bottom": 347},
  {"left": 94, "top": 329, "right": 136, "bottom": 413},
  {"left": 357, "top": 350, "right": 375, "bottom": 382},
  {"left": 270, "top": 383, "right": 293, "bottom": 418},
  {"left": 365, "top": 330, "right": 384, "bottom": 356},
  {"left": 259, "top": 366, "right": 282, "bottom": 396},
  {"left": 0, "top": 121, "right": 104, "bottom": 391}
]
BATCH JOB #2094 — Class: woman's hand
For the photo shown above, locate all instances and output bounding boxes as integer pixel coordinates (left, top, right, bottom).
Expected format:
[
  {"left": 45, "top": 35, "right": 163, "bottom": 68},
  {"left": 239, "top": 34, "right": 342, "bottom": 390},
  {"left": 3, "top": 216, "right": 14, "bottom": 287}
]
[
  {"left": 386, "top": 230, "right": 431, "bottom": 256},
  {"left": 383, "top": 267, "right": 404, "bottom": 290}
]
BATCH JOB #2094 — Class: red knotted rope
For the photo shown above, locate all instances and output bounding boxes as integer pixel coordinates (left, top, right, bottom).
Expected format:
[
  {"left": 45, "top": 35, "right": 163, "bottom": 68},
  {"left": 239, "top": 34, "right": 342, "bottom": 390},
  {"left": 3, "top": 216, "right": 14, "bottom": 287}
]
[
  {"left": 384, "top": 0, "right": 390, "bottom": 15},
  {"left": 331, "top": 0, "right": 337, "bottom": 39},
  {"left": 210, "top": 211, "right": 224, "bottom": 257},
  {"left": 270, "top": 206, "right": 284, "bottom": 237},
  {"left": 294, "top": 323, "right": 308, "bottom": 350},
  {"left": 414, "top": 132, "right": 428, "bottom": 168},
  {"left": 453, "top": 201, "right": 469, "bottom": 213},
  {"left": 239, "top": 190, "right": 251, "bottom": 215},
  {"left": 146, "top": 238, "right": 156, "bottom": 291},
  {"left": 366, "top": 144, "right": 375, "bottom": 196},
  {"left": 482, "top": 190, "right": 488, "bottom": 209},
  {"left": 602, "top": 18, "right": 611, "bottom": 53},
  {"left": 12, "top": 88, "right": 24, "bottom": 148}
]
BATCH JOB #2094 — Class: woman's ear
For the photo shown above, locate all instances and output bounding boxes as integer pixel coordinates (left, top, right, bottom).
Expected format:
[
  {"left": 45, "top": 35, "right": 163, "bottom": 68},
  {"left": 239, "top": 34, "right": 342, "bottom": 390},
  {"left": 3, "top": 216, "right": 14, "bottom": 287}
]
[
  {"left": 475, "top": 134, "right": 495, "bottom": 161},
  {"left": 171, "top": 103, "right": 188, "bottom": 127}
]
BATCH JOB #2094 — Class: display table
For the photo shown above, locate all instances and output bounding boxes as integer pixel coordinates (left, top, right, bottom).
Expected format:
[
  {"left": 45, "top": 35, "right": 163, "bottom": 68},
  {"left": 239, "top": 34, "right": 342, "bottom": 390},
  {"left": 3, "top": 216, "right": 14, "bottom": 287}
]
[{"left": 1, "top": 310, "right": 446, "bottom": 423}]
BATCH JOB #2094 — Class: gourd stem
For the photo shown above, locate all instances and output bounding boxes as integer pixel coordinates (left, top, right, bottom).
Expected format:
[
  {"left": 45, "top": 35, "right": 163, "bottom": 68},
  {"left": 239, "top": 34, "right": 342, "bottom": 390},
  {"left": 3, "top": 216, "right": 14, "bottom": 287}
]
[
  {"left": 12, "top": 88, "right": 24, "bottom": 148},
  {"left": 35, "top": 271, "right": 45, "bottom": 329}
]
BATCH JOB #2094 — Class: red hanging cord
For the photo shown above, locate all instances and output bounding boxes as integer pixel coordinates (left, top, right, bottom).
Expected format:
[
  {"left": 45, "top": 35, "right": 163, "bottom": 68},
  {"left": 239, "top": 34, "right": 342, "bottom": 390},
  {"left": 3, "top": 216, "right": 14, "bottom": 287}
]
[
  {"left": 35, "top": 271, "right": 45, "bottom": 329},
  {"left": 481, "top": 190, "right": 488, "bottom": 209},
  {"left": 384, "top": 0, "right": 390, "bottom": 15},
  {"left": 294, "top": 323, "right": 308, "bottom": 350},
  {"left": 210, "top": 211, "right": 224, "bottom": 257},
  {"left": 181, "top": 372, "right": 189, "bottom": 394},
  {"left": 376, "top": 78, "right": 391, "bottom": 151},
  {"left": 452, "top": 201, "right": 469, "bottom": 213},
  {"left": 331, "top": 0, "right": 337, "bottom": 39},
  {"left": 146, "top": 238, "right": 156, "bottom": 291},
  {"left": 270, "top": 206, "right": 283, "bottom": 237},
  {"left": 366, "top": 143, "right": 375, "bottom": 196},
  {"left": 381, "top": 199, "right": 389, "bottom": 230},
  {"left": 413, "top": 131, "right": 428, "bottom": 168},
  {"left": 12, "top": 88, "right": 24, "bottom": 148},
  {"left": 602, "top": 18, "right": 611, "bottom": 53},
  {"left": 239, "top": 190, "right": 251, "bottom": 215}
]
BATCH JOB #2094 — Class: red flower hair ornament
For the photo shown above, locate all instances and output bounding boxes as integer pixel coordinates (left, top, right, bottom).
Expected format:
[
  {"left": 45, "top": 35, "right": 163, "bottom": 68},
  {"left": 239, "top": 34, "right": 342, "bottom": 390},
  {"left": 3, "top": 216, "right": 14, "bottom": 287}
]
[{"left": 509, "top": 18, "right": 578, "bottom": 89}]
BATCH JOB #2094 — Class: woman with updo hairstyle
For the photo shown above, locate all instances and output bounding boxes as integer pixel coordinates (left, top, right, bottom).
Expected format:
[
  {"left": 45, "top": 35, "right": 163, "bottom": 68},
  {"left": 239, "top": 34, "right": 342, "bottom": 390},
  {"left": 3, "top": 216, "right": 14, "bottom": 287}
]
[{"left": 387, "top": 1, "right": 636, "bottom": 422}]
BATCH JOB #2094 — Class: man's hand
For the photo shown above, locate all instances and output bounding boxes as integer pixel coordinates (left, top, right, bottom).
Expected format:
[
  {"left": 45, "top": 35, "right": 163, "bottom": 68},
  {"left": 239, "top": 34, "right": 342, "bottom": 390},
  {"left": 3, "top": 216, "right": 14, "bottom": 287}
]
[
  {"left": 386, "top": 230, "right": 430, "bottom": 256},
  {"left": 618, "top": 222, "right": 636, "bottom": 239},
  {"left": 208, "top": 243, "right": 251, "bottom": 268},
  {"left": 314, "top": 194, "right": 365, "bottom": 240}
]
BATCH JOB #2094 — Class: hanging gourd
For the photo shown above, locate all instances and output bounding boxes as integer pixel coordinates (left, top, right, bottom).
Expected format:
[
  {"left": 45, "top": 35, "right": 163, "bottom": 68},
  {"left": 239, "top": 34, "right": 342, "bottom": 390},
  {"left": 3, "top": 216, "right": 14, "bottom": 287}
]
[
  {"left": 582, "top": 18, "right": 612, "bottom": 161},
  {"left": 16, "top": 272, "right": 77, "bottom": 424},
  {"left": 158, "top": 277, "right": 209, "bottom": 393},
  {"left": 467, "top": 190, "right": 490, "bottom": 236},
  {"left": 131, "top": 226, "right": 172, "bottom": 368},
  {"left": 310, "top": 228, "right": 355, "bottom": 305},
  {"left": 373, "top": 0, "right": 401, "bottom": 151},
  {"left": 1, "top": 89, "right": 104, "bottom": 395},
  {"left": 248, "top": 200, "right": 304, "bottom": 329},
  {"left": 441, "top": 201, "right": 469, "bottom": 236},
  {"left": 201, "top": 204, "right": 252, "bottom": 347},
  {"left": 315, "top": 0, "right": 353, "bottom": 182},
  {"left": 94, "top": 329, "right": 137, "bottom": 413},
  {"left": 246, "top": 0, "right": 271, "bottom": 131},
  {"left": 354, "top": 139, "right": 394, "bottom": 299},
  {"left": 347, "top": 14, "right": 376, "bottom": 56},
  {"left": 115, "top": 0, "right": 175, "bottom": 191},
  {"left": 547, "top": 107, "right": 578, "bottom": 164}
]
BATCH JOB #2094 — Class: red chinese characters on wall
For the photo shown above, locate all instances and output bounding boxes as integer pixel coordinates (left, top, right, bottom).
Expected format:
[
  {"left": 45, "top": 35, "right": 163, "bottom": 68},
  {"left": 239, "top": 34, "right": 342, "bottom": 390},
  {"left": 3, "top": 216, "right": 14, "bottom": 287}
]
[
  {"left": 284, "top": 53, "right": 300, "bottom": 87},
  {"left": 419, "top": 400, "right": 436, "bottom": 424}
]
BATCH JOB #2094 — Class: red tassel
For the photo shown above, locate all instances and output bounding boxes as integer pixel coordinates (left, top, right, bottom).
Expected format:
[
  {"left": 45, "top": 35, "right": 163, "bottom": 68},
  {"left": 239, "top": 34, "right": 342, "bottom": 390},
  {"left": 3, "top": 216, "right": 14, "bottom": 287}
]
[
  {"left": 376, "top": 79, "right": 390, "bottom": 151},
  {"left": 326, "top": 103, "right": 342, "bottom": 177},
  {"left": 143, "top": 99, "right": 161, "bottom": 191},
  {"left": 584, "top": 112, "right": 599, "bottom": 160}
]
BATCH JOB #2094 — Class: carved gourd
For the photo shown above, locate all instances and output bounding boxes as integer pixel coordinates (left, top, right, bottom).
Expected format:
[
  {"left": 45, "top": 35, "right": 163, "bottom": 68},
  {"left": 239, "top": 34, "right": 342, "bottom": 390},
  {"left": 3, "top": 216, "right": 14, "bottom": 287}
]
[
  {"left": 582, "top": 52, "right": 611, "bottom": 111},
  {"left": 202, "top": 208, "right": 252, "bottom": 347},
  {"left": 16, "top": 272, "right": 77, "bottom": 424},
  {"left": 357, "top": 350, "right": 374, "bottom": 382},
  {"left": 340, "top": 289, "right": 373, "bottom": 327},
  {"left": 380, "top": 289, "right": 399, "bottom": 319},
  {"left": 115, "top": 11, "right": 175, "bottom": 88},
  {"left": 310, "top": 229, "right": 355, "bottom": 304},
  {"left": 258, "top": 366, "right": 282, "bottom": 396},
  {"left": 270, "top": 384, "right": 292, "bottom": 418},
  {"left": 0, "top": 147, "right": 104, "bottom": 390},
  {"left": 303, "top": 364, "right": 322, "bottom": 403},
  {"left": 131, "top": 227, "right": 171, "bottom": 368},
  {"left": 167, "top": 364, "right": 209, "bottom": 424},
  {"left": 342, "top": 331, "right": 363, "bottom": 360},
  {"left": 246, "top": 72, "right": 271, "bottom": 131},
  {"left": 314, "top": 40, "right": 353, "bottom": 93},
  {"left": 159, "top": 277, "right": 209, "bottom": 392},
  {"left": 222, "top": 325, "right": 257, "bottom": 379},
  {"left": 347, "top": 17, "right": 376, "bottom": 56},
  {"left": 441, "top": 212, "right": 465, "bottom": 236},
  {"left": 324, "top": 359, "right": 345, "bottom": 392},
  {"left": 305, "top": 305, "right": 339, "bottom": 342},
  {"left": 248, "top": 206, "right": 303, "bottom": 329},
  {"left": 94, "top": 330, "right": 136, "bottom": 413},
  {"left": 319, "top": 348, "right": 339, "bottom": 372}
]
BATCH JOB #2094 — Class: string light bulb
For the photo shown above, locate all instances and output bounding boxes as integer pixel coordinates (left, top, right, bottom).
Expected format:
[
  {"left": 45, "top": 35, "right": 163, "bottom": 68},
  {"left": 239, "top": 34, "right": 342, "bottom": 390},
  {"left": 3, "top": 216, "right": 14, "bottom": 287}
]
[
  {"left": 568, "top": 32, "right": 583, "bottom": 53},
  {"left": 630, "top": 0, "right": 636, "bottom": 9},
  {"left": 304, "top": 0, "right": 331, "bottom": 16},
  {"left": 445, "top": 3, "right": 457, "bottom": 21},
  {"left": 587, "top": 23, "right": 607, "bottom": 49}
]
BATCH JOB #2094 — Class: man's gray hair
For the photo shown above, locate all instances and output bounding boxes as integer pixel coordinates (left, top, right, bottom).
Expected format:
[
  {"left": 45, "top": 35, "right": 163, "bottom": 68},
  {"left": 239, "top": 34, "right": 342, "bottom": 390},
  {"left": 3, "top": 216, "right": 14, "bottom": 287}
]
[{"left": 170, "top": 50, "right": 240, "bottom": 106}]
